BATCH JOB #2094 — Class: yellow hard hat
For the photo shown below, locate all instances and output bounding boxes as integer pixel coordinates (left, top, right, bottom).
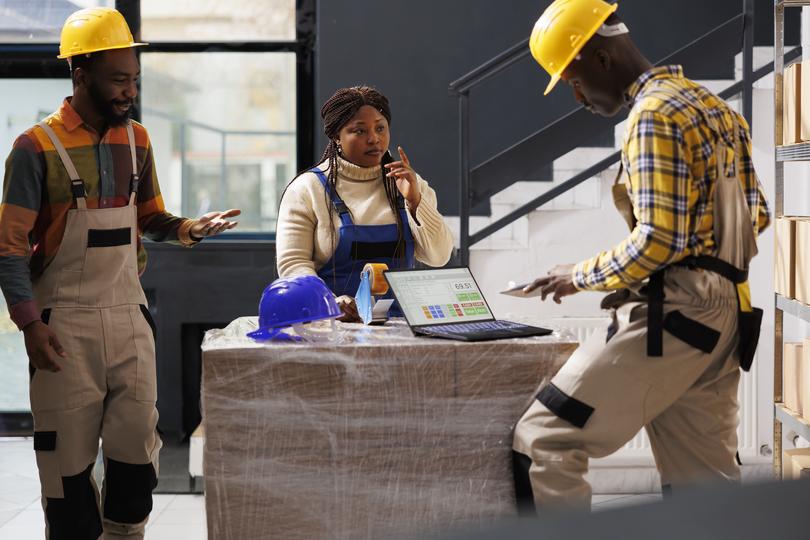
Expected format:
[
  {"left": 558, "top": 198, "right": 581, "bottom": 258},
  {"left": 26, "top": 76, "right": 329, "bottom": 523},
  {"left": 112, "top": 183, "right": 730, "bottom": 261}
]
[
  {"left": 530, "top": 0, "right": 619, "bottom": 95},
  {"left": 58, "top": 7, "right": 147, "bottom": 60}
]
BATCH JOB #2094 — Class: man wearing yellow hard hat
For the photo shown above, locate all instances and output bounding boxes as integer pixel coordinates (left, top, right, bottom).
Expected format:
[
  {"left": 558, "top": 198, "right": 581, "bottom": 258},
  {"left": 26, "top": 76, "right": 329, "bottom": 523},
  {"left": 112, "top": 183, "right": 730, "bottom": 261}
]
[
  {"left": 0, "top": 8, "right": 239, "bottom": 538},
  {"left": 511, "top": 0, "right": 770, "bottom": 511}
]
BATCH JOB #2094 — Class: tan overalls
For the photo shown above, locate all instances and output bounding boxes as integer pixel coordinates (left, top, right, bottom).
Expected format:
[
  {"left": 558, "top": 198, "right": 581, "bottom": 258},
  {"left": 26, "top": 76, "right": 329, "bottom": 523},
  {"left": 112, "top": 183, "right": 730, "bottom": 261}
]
[
  {"left": 512, "top": 115, "right": 761, "bottom": 511},
  {"left": 30, "top": 120, "right": 161, "bottom": 539}
]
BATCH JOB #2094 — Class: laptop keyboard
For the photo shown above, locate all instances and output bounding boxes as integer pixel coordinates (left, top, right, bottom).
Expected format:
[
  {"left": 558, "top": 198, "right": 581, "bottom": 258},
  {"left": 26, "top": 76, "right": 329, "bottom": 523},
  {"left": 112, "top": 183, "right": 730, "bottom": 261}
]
[{"left": 422, "top": 320, "right": 527, "bottom": 334}]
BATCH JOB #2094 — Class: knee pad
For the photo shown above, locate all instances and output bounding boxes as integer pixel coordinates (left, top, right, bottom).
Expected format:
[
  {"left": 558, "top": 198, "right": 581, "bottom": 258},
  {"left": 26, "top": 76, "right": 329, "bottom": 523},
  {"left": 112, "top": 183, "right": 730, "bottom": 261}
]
[
  {"left": 45, "top": 463, "right": 103, "bottom": 540},
  {"left": 103, "top": 459, "right": 158, "bottom": 524}
]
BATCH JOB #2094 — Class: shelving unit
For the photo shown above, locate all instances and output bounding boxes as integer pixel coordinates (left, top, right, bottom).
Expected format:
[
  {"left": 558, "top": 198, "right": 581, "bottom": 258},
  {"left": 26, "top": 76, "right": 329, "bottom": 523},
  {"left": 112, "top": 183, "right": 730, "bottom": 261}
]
[
  {"left": 774, "top": 0, "right": 810, "bottom": 478},
  {"left": 774, "top": 402, "right": 810, "bottom": 443}
]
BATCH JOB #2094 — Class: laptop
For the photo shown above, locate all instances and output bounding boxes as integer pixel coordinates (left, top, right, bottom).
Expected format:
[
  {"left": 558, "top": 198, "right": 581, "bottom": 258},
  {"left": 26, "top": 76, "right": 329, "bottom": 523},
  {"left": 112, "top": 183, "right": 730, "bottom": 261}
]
[{"left": 383, "top": 267, "right": 552, "bottom": 342}]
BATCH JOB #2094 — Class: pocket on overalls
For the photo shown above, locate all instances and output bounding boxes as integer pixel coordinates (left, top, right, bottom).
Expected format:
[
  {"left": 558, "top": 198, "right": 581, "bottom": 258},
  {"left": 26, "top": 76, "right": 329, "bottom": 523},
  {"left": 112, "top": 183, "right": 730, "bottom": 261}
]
[
  {"left": 737, "top": 307, "right": 763, "bottom": 372},
  {"left": 134, "top": 305, "right": 157, "bottom": 402},
  {"left": 81, "top": 228, "right": 133, "bottom": 305},
  {"left": 33, "top": 417, "right": 64, "bottom": 498}
]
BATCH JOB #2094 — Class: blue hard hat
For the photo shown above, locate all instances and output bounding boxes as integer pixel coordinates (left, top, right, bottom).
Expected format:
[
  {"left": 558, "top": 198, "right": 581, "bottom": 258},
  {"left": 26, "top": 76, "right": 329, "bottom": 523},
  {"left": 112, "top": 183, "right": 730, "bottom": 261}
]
[{"left": 247, "top": 275, "right": 341, "bottom": 341}]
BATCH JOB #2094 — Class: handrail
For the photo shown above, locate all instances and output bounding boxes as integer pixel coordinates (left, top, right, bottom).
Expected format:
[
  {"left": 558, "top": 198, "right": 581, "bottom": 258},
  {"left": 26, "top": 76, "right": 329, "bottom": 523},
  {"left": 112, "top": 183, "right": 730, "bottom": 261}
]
[
  {"left": 451, "top": 12, "right": 744, "bottom": 96},
  {"left": 448, "top": 38, "right": 529, "bottom": 94},
  {"left": 452, "top": 5, "right": 756, "bottom": 265},
  {"left": 142, "top": 107, "right": 295, "bottom": 137},
  {"left": 467, "top": 12, "right": 745, "bottom": 208},
  {"left": 468, "top": 46, "right": 802, "bottom": 246}
]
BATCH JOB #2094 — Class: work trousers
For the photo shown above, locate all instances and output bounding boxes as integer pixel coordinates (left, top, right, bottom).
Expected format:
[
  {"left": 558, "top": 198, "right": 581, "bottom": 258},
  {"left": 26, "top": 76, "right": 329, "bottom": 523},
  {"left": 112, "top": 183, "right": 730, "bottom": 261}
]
[
  {"left": 513, "top": 267, "right": 741, "bottom": 510},
  {"left": 30, "top": 306, "right": 161, "bottom": 539}
]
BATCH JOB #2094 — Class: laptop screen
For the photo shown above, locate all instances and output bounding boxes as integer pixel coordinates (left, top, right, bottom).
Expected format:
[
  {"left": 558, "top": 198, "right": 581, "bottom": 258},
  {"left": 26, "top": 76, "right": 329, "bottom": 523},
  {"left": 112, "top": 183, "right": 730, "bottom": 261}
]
[{"left": 384, "top": 268, "right": 495, "bottom": 327}]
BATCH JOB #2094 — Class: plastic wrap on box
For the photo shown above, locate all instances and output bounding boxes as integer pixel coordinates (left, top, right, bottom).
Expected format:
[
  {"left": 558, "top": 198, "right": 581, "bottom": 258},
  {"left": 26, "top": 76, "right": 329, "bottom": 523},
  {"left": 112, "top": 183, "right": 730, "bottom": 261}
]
[{"left": 201, "top": 317, "right": 578, "bottom": 540}]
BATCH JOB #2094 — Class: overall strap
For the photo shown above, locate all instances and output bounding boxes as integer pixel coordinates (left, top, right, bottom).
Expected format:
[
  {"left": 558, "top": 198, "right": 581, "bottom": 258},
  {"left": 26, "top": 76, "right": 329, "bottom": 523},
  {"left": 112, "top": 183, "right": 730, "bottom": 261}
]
[
  {"left": 675, "top": 255, "right": 748, "bottom": 284},
  {"left": 611, "top": 161, "right": 637, "bottom": 231},
  {"left": 310, "top": 168, "right": 353, "bottom": 226},
  {"left": 125, "top": 121, "right": 140, "bottom": 205},
  {"left": 646, "top": 271, "right": 665, "bottom": 357},
  {"left": 38, "top": 121, "right": 87, "bottom": 209}
]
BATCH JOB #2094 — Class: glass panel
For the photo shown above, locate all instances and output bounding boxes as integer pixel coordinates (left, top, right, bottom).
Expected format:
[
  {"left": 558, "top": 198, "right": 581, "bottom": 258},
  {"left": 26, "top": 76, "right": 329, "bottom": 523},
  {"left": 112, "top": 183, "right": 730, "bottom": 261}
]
[
  {"left": 141, "top": 0, "right": 295, "bottom": 42},
  {"left": 0, "top": 79, "right": 71, "bottom": 413},
  {"left": 0, "top": 0, "right": 114, "bottom": 43},
  {"left": 140, "top": 52, "right": 296, "bottom": 233},
  {"left": 0, "top": 297, "right": 28, "bottom": 412}
]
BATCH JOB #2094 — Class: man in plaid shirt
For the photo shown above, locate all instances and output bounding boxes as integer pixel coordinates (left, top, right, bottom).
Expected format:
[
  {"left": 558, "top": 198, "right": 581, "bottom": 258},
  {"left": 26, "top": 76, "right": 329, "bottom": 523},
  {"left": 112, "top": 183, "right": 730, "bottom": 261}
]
[{"left": 512, "top": 0, "right": 770, "bottom": 511}]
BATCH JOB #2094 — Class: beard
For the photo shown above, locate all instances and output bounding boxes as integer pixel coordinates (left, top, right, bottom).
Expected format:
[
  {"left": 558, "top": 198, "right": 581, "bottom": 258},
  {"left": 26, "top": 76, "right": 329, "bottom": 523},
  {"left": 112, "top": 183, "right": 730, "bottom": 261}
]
[{"left": 86, "top": 80, "right": 134, "bottom": 127}]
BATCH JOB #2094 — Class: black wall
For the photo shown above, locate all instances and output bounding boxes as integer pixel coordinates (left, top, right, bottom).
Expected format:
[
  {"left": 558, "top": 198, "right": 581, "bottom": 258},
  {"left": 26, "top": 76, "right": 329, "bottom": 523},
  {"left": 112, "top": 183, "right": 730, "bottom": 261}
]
[
  {"left": 141, "top": 241, "right": 276, "bottom": 438},
  {"left": 315, "top": 0, "right": 800, "bottom": 215}
]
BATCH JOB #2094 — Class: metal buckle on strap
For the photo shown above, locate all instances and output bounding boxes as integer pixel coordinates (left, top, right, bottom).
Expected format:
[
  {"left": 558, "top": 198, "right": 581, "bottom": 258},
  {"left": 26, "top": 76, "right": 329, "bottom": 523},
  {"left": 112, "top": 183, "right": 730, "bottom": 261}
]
[
  {"left": 333, "top": 200, "right": 350, "bottom": 215},
  {"left": 130, "top": 174, "right": 140, "bottom": 194},
  {"left": 70, "top": 179, "right": 86, "bottom": 199}
]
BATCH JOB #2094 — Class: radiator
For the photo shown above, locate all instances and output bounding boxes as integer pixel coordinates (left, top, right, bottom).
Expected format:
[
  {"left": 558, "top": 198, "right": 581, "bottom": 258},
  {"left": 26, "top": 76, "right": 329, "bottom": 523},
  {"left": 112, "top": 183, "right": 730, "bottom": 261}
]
[{"left": 551, "top": 318, "right": 761, "bottom": 465}]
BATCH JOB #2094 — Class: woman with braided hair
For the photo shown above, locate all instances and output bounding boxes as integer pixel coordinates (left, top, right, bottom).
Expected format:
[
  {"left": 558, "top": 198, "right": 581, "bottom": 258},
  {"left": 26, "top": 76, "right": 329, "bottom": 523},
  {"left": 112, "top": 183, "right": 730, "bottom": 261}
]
[{"left": 276, "top": 86, "right": 453, "bottom": 321}]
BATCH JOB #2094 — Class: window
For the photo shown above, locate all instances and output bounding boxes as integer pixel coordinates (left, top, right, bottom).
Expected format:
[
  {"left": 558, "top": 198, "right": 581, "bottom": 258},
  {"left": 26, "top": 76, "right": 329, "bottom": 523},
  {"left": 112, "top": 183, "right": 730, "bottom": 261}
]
[
  {"left": 140, "top": 52, "right": 296, "bottom": 231},
  {"left": 137, "top": 0, "right": 309, "bottom": 234},
  {"left": 0, "top": 297, "right": 28, "bottom": 413},
  {"left": 140, "top": 0, "right": 295, "bottom": 42},
  {"left": 0, "top": 78, "right": 72, "bottom": 415},
  {"left": 0, "top": 0, "right": 313, "bottom": 429}
]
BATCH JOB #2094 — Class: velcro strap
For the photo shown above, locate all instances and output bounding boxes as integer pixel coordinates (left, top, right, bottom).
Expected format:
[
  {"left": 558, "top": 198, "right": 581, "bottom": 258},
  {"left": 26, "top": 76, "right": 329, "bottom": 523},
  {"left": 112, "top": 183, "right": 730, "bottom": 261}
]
[
  {"left": 677, "top": 256, "right": 747, "bottom": 284},
  {"left": 647, "top": 272, "right": 665, "bottom": 357},
  {"left": 34, "top": 431, "right": 57, "bottom": 451},
  {"left": 351, "top": 240, "right": 400, "bottom": 260},
  {"left": 536, "top": 383, "right": 594, "bottom": 428},
  {"left": 88, "top": 228, "right": 131, "bottom": 248},
  {"left": 663, "top": 310, "right": 721, "bottom": 354}
]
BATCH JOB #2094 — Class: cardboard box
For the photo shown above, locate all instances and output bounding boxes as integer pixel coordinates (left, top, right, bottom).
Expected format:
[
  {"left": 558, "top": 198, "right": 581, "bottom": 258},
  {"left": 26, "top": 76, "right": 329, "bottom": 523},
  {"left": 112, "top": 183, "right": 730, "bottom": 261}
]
[
  {"left": 784, "top": 342, "right": 803, "bottom": 414},
  {"left": 801, "top": 60, "right": 810, "bottom": 141},
  {"left": 795, "top": 219, "right": 810, "bottom": 304},
  {"left": 200, "top": 317, "right": 578, "bottom": 540},
  {"left": 783, "top": 64, "right": 790, "bottom": 144},
  {"left": 783, "top": 448, "right": 810, "bottom": 480},
  {"left": 775, "top": 217, "right": 797, "bottom": 298},
  {"left": 189, "top": 424, "right": 204, "bottom": 478},
  {"left": 784, "top": 63, "right": 802, "bottom": 144},
  {"left": 803, "top": 338, "right": 810, "bottom": 419}
]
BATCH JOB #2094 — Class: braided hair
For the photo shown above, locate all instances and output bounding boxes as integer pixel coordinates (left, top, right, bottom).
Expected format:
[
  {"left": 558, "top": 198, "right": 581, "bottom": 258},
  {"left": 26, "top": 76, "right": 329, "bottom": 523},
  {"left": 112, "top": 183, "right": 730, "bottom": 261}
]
[{"left": 318, "top": 86, "right": 407, "bottom": 262}]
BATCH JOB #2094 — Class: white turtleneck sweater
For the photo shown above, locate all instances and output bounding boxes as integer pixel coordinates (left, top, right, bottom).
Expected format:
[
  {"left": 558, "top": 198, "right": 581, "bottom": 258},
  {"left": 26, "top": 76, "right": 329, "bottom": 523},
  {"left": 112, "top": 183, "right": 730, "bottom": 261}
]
[{"left": 276, "top": 157, "right": 454, "bottom": 278}]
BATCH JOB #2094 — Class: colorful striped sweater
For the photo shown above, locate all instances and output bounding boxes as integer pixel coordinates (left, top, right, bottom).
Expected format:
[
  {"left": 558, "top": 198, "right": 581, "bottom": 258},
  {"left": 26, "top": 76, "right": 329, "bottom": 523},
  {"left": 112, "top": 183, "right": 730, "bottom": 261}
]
[{"left": 0, "top": 98, "right": 196, "bottom": 330}]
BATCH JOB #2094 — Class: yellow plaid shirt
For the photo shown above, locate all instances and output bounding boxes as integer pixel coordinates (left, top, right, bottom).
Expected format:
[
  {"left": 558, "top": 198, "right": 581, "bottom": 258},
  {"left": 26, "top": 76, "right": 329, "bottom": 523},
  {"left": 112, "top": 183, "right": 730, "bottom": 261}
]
[{"left": 573, "top": 66, "right": 770, "bottom": 291}]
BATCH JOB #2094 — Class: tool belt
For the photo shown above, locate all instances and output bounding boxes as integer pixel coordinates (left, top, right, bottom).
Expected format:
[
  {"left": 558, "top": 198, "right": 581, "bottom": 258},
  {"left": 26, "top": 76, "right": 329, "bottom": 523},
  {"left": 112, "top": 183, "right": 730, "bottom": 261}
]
[{"left": 644, "top": 256, "right": 762, "bottom": 371}]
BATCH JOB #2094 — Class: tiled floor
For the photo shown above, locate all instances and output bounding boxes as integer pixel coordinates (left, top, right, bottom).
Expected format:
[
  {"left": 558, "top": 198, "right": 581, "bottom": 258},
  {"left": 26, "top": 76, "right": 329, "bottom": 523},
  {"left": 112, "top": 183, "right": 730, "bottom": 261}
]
[
  {"left": 1, "top": 437, "right": 658, "bottom": 538},
  {"left": 0, "top": 438, "right": 206, "bottom": 539}
]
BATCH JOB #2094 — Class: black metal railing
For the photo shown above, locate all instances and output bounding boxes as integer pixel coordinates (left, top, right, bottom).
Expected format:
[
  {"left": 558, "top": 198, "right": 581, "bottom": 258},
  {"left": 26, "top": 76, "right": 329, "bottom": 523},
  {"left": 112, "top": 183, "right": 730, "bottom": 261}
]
[
  {"left": 468, "top": 47, "right": 801, "bottom": 246},
  {"left": 450, "top": 3, "right": 759, "bottom": 265}
]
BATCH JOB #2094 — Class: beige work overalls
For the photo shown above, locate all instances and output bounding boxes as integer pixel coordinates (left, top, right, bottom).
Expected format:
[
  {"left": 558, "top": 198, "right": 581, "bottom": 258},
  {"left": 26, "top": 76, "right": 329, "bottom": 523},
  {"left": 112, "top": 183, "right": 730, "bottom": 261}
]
[
  {"left": 30, "top": 120, "right": 161, "bottom": 539},
  {"left": 512, "top": 115, "right": 760, "bottom": 511}
]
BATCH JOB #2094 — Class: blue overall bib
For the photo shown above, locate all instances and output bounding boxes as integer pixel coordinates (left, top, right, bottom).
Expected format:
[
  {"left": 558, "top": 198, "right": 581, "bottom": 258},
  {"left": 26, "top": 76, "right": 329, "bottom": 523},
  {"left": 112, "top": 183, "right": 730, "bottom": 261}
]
[{"left": 312, "top": 168, "right": 415, "bottom": 315}]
